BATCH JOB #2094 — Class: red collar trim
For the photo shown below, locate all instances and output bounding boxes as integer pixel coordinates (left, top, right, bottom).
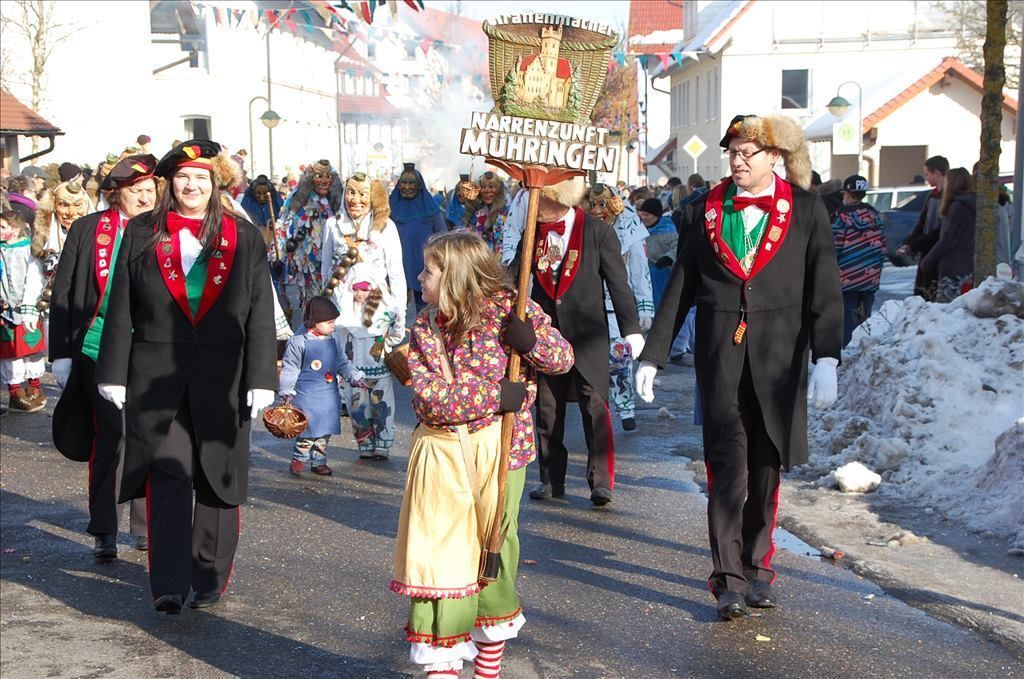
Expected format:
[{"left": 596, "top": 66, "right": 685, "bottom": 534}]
[
  {"left": 702, "top": 174, "right": 794, "bottom": 281},
  {"left": 90, "top": 208, "right": 121, "bottom": 317},
  {"left": 155, "top": 215, "right": 238, "bottom": 324},
  {"left": 533, "top": 207, "right": 584, "bottom": 300}
]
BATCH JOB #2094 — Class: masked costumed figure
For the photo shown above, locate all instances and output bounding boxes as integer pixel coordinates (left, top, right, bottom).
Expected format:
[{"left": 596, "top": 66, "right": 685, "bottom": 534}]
[
  {"left": 461, "top": 171, "right": 509, "bottom": 256},
  {"left": 322, "top": 173, "right": 407, "bottom": 348},
  {"left": 585, "top": 184, "right": 654, "bottom": 432},
  {"left": 390, "top": 163, "right": 448, "bottom": 311},
  {"left": 281, "top": 160, "right": 343, "bottom": 307},
  {"left": 33, "top": 180, "right": 91, "bottom": 336},
  {"left": 636, "top": 114, "right": 842, "bottom": 621},
  {"left": 445, "top": 173, "right": 476, "bottom": 229},
  {"left": 48, "top": 155, "right": 157, "bottom": 558}
]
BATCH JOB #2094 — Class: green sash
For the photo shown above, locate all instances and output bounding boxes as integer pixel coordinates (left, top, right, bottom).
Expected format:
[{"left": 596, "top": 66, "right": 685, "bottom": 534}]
[
  {"left": 81, "top": 230, "right": 123, "bottom": 362},
  {"left": 185, "top": 255, "right": 209, "bottom": 317}
]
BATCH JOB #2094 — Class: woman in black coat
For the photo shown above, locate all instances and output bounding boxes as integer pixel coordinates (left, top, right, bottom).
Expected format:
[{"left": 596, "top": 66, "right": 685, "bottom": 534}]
[
  {"left": 920, "top": 167, "right": 976, "bottom": 303},
  {"left": 95, "top": 140, "right": 277, "bottom": 614}
]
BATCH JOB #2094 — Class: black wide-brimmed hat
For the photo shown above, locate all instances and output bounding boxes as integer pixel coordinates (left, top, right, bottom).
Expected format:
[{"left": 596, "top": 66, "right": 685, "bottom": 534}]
[
  {"left": 154, "top": 139, "right": 221, "bottom": 179},
  {"left": 100, "top": 154, "right": 158, "bottom": 190}
]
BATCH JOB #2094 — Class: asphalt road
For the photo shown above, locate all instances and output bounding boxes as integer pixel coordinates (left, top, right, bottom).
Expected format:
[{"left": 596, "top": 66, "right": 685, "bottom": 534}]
[{"left": 1, "top": 364, "right": 1019, "bottom": 678}]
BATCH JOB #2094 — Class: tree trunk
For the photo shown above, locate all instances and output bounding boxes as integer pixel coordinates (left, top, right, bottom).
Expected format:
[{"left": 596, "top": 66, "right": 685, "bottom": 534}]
[{"left": 975, "top": 0, "right": 1008, "bottom": 282}]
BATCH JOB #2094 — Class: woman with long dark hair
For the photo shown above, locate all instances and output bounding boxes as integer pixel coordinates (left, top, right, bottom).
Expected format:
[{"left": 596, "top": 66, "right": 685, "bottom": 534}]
[
  {"left": 921, "top": 167, "right": 976, "bottom": 303},
  {"left": 95, "top": 140, "right": 277, "bottom": 614}
]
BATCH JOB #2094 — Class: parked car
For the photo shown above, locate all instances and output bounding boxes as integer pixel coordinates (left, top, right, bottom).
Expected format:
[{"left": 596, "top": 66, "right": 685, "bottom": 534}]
[{"left": 866, "top": 186, "right": 932, "bottom": 266}]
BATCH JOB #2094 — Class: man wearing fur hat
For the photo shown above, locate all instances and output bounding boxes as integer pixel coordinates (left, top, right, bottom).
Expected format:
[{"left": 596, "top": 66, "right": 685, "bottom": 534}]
[
  {"left": 515, "top": 177, "right": 644, "bottom": 507},
  {"left": 48, "top": 154, "right": 157, "bottom": 558},
  {"left": 636, "top": 114, "right": 843, "bottom": 620},
  {"left": 280, "top": 160, "right": 344, "bottom": 307}
]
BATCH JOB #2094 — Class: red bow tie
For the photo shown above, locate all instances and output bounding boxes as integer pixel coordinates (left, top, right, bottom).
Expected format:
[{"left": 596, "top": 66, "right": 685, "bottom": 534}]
[
  {"left": 732, "top": 195, "right": 774, "bottom": 212},
  {"left": 167, "top": 212, "right": 203, "bottom": 238},
  {"left": 538, "top": 220, "right": 566, "bottom": 237}
]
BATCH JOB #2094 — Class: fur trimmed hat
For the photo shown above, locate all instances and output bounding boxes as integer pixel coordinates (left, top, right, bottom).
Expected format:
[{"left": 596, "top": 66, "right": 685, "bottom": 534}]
[
  {"left": 303, "top": 295, "right": 340, "bottom": 327},
  {"left": 540, "top": 175, "right": 586, "bottom": 207},
  {"left": 720, "top": 114, "right": 812, "bottom": 190}
]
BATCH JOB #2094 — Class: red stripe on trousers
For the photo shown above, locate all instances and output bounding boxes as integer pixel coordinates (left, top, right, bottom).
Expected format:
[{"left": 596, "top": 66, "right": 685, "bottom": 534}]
[
  {"left": 219, "top": 506, "right": 241, "bottom": 594},
  {"left": 602, "top": 400, "right": 615, "bottom": 488},
  {"left": 761, "top": 476, "right": 782, "bottom": 584}
]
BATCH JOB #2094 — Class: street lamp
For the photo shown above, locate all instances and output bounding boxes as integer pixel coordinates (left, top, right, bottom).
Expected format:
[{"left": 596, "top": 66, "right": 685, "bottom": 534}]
[
  {"left": 248, "top": 96, "right": 270, "bottom": 177},
  {"left": 827, "top": 81, "right": 863, "bottom": 176},
  {"left": 260, "top": 110, "right": 281, "bottom": 129}
]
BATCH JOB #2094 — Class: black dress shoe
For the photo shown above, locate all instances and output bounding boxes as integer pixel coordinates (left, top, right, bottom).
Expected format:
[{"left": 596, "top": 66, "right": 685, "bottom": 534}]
[
  {"left": 716, "top": 591, "right": 748, "bottom": 620},
  {"left": 590, "top": 487, "right": 613, "bottom": 506},
  {"left": 154, "top": 593, "right": 184, "bottom": 615},
  {"left": 93, "top": 534, "right": 117, "bottom": 561},
  {"left": 746, "top": 580, "right": 777, "bottom": 608},
  {"left": 621, "top": 417, "right": 636, "bottom": 431},
  {"left": 189, "top": 591, "right": 221, "bottom": 609},
  {"left": 528, "top": 483, "right": 565, "bottom": 500}
]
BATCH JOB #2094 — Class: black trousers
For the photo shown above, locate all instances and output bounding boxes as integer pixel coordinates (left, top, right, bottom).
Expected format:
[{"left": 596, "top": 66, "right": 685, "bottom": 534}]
[
  {"left": 703, "top": 360, "right": 781, "bottom": 598},
  {"left": 78, "top": 357, "right": 146, "bottom": 538},
  {"left": 535, "top": 367, "right": 615, "bottom": 491},
  {"left": 147, "top": 400, "right": 239, "bottom": 600}
]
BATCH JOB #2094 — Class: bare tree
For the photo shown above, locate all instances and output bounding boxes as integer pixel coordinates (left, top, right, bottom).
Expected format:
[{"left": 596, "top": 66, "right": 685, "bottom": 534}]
[
  {"left": 975, "top": 0, "right": 1009, "bottom": 282},
  {"left": 0, "top": 0, "right": 72, "bottom": 152},
  {"left": 936, "top": 0, "right": 1021, "bottom": 89}
]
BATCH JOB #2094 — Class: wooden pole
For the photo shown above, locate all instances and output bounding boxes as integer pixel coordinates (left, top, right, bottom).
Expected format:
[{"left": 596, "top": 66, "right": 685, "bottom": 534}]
[{"left": 484, "top": 185, "right": 541, "bottom": 573}]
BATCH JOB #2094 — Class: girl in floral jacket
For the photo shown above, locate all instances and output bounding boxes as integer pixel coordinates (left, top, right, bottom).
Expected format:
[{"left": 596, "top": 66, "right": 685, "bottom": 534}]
[{"left": 392, "top": 231, "right": 573, "bottom": 679}]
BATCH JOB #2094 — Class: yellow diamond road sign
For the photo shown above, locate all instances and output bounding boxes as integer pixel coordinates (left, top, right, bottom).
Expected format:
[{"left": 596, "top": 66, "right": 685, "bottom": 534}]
[{"left": 683, "top": 135, "right": 707, "bottom": 161}]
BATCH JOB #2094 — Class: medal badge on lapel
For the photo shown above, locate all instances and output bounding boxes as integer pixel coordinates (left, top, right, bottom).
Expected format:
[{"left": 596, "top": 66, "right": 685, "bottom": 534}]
[
  {"left": 93, "top": 209, "right": 120, "bottom": 291},
  {"left": 745, "top": 175, "right": 794, "bottom": 279}
]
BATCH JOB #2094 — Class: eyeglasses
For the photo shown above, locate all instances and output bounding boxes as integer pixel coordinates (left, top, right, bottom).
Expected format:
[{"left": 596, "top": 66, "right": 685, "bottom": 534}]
[{"left": 725, "top": 148, "right": 767, "bottom": 161}]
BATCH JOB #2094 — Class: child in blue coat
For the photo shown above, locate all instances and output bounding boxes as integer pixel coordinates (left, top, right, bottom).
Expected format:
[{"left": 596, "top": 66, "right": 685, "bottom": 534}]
[{"left": 278, "top": 296, "right": 363, "bottom": 476}]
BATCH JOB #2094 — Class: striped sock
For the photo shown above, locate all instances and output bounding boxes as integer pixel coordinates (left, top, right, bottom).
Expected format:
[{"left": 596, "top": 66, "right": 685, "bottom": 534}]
[
  {"left": 425, "top": 670, "right": 459, "bottom": 679},
  {"left": 27, "top": 377, "right": 41, "bottom": 388},
  {"left": 473, "top": 640, "right": 506, "bottom": 679}
]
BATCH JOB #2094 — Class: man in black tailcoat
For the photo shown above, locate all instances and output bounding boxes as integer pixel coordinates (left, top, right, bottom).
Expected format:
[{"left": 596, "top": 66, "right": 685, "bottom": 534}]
[
  {"left": 636, "top": 114, "right": 843, "bottom": 620},
  {"left": 49, "top": 154, "right": 157, "bottom": 559},
  {"left": 515, "top": 177, "right": 643, "bottom": 507}
]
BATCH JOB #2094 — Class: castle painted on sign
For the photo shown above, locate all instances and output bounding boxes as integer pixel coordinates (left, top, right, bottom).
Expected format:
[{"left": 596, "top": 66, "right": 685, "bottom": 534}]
[{"left": 516, "top": 26, "right": 573, "bottom": 108}]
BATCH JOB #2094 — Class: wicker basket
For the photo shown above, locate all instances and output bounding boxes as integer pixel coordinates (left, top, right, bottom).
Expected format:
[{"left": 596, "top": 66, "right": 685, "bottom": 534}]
[
  {"left": 263, "top": 402, "right": 308, "bottom": 439},
  {"left": 384, "top": 343, "right": 412, "bottom": 387},
  {"left": 482, "top": 20, "right": 618, "bottom": 125}
]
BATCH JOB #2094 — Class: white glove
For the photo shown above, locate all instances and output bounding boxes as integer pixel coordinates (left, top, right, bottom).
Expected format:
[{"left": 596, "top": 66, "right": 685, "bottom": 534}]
[
  {"left": 22, "top": 316, "right": 38, "bottom": 333},
  {"left": 807, "top": 358, "right": 839, "bottom": 409},
  {"left": 52, "top": 358, "right": 72, "bottom": 389},
  {"left": 347, "top": 368, "right": 367, "bottom": 388},
  {"left": 635, "top": 361, "right": 658, "bottom": 403},
  {"left": 624, "top": 333, "right": 645, "bottom": 359},
  {"left": 97, "top": 383, "right": 126, "bottom": 410},
  {"left": 246, "top": 388, "right": 276, "bottom": 418},
  {"left": 638, "top": 315, "right": 653, "bottom": 332}
]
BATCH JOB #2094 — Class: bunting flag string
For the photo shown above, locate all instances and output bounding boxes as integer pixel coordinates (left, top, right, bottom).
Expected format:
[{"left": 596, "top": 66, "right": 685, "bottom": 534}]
[{"left": 607, "top": 50, "right": 700, "bottom": 72}]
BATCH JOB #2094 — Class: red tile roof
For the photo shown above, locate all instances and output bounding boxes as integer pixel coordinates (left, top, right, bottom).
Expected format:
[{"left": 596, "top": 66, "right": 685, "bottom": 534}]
[
  {"left": 520, "top": 54, "right": 573, "bottom": 79},
  {"left": 337, "top": 95, "right": 401, "bottom": 118},
  {"left": 336, "top": 44, "right": 382, "bottom": 74},
  {"left": 0, "top": 89, "right": 62, "bottom": 135},
  {"left": 628, "top": 0, "right": 682, "bottom": 52},
  {"left": 864, "top": 57, "right": 1018, "bottom": 131}
]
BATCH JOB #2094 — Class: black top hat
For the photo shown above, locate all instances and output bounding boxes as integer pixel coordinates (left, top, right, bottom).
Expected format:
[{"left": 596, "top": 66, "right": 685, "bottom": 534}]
[{"left": 403, "top": 162, "right": 416, "bottom": 172}]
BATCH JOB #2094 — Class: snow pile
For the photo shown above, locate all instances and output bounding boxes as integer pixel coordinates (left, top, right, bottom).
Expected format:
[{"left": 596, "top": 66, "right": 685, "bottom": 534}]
[
  {"left": 818, "top": 461, "right": 882, "bottom": 493},
  {"left": 807, "top": 278, "right": 1024, "bottom": 550}
]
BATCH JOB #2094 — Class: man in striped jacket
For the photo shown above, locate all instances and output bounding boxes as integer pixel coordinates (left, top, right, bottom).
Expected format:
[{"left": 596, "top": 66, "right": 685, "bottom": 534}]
[{"left": 831, "top": 174, "right": 886, "bottom": 347}]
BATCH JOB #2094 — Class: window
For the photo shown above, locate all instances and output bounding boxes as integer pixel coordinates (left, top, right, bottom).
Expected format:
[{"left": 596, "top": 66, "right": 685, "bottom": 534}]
[
  {"left": 405, "top": 41, "right": 417, "bottom": 59},
  {"left": 183, "top": 115, "right": 211, "bottom": 140},
  {"left": 706, "top": 74, "right": 712, "bottom": 120},
  {"left": 367, "top": 43, "right": 376, "bottom": 59},
  {"left": 781, "top": 69, "right": 809, "bottom": 109},
  {"left": 694, "top": 76, "right": 700, "bottom": 125}
]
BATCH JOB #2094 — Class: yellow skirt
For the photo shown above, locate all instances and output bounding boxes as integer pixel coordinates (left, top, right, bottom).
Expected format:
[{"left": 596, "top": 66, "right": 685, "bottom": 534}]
[{"left": 391, "top": 421, "right": 502, "bottom": 599}]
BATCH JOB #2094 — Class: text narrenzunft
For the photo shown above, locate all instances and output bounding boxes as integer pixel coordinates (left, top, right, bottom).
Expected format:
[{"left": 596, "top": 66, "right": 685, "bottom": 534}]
[{"left": 460, "top": 112, "right": 619, "bottom": 173}]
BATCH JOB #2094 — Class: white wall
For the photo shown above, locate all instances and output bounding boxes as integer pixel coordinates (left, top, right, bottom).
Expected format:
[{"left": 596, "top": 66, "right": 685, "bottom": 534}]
[{"left": 664, "top": 0, "right": 961, "bottom": 184}]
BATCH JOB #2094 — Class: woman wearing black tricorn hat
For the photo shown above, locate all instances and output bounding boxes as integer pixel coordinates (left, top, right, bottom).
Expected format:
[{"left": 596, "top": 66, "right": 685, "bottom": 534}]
[
  {"left": 49, "top": 153, "right": 158, "bottom": 561},
  {"left": 95, "top": 139, "right": 277, "bottom": 614}
]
